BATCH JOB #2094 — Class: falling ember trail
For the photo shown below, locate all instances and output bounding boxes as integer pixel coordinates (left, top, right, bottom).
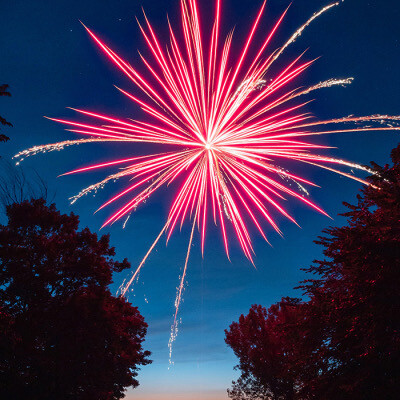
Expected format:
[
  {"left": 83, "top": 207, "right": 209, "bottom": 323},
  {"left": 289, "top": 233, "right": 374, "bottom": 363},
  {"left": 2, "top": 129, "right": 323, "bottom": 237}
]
[
  {"left": 15, "top": 0, "right": 400, "bottom": 361},
  {"left": 168, "top": 210, "right": 198, "bottom": 366}
]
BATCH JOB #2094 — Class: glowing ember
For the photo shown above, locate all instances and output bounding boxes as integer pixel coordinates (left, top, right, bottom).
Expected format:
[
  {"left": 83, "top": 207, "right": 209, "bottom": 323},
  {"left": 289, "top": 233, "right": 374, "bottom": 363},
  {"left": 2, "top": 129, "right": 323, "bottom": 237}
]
[{"left": 15, "top": 0, "right": 400, "bottom": 362}]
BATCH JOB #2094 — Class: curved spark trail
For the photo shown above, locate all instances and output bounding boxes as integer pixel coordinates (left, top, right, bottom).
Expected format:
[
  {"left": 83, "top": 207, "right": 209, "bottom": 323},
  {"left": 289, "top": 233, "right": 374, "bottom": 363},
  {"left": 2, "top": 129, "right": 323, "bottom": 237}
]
[{"left": 15, "top": 0, "right": 400, "bottom": 360}]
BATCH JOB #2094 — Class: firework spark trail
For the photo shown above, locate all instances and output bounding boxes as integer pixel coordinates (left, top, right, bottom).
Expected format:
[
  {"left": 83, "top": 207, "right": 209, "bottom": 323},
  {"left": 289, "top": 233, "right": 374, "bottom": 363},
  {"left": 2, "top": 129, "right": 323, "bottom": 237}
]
[
  {"left": 13, "top": 138, "right": 117, "bottom": 164},
  {"left": 15, "top": 0, "right": 400, "bottom": 362},
  {"left": 122, "top": 213, "right": 131, "bottom": 229},
  {"left": 269, "top": 1, "right": 343, "bottom": 67},
  {"left": 69, "top": 170, "right": 130, "bottom": 204},
  {"left": 294, "top": 77, "right": 354, "bottom": 97},
  {"left": 168, "top": 208, "right": 198, "bottom": 366},
  {"left": 120, "top": 221, "right": 169, "bottom": 297}
]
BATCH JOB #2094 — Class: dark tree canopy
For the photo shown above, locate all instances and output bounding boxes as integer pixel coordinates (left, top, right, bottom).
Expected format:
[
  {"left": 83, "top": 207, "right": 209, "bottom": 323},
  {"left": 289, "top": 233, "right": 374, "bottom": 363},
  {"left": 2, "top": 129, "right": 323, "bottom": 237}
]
[
  {"left": 226, "top": 144, "right": 400, "bottom": 400},
  {"left": 0, "top": 199, "right": 151, "bottom": 400},
  {"left": 0, "top": 84, "right": 12, "bottom": 142},
  {"left": 225, "top": 299, "right": 305, "bottom": 400}
]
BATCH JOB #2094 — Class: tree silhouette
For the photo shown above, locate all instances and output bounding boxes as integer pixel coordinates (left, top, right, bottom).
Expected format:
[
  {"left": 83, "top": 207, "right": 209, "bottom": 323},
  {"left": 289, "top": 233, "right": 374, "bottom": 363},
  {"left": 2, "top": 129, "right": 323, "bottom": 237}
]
[
  {"left": 0, "top": 199, "right": 151, "bottom": 400},
  {"left": 297, "top": 144, "right": 400, "bottom": 399},
  {"left": 225, "top": 299, "right": 306, "bottom": 400},
  {"left": 226, "top": 144, "right": 400, "bottom": 400},
  {"left": 0, "top": 84, "right": 12, "bottom": 142}
]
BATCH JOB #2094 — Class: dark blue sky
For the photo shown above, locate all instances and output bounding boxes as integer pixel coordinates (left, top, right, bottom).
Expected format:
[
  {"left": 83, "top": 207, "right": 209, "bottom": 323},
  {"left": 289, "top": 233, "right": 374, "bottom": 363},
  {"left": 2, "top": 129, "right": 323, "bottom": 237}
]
[{"left": 1, "top": 0, "right": 400, "bottom": 398}]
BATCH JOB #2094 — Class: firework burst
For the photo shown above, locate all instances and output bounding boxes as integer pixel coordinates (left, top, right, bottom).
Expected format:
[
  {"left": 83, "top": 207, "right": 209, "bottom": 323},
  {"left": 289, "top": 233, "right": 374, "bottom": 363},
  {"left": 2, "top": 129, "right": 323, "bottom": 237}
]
[{"left": 15, "top": 0, "right": 400, "bottom": 362}]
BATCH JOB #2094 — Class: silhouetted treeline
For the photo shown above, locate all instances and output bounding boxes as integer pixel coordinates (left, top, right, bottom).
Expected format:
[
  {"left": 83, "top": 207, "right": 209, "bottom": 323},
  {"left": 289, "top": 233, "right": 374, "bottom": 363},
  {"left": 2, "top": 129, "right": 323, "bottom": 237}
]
[
  {"left": 226, "top": 144, "right": 400, "bottom": 400},
  {"left": 0, "top": 199, "right": 151, "bottom": 400}
]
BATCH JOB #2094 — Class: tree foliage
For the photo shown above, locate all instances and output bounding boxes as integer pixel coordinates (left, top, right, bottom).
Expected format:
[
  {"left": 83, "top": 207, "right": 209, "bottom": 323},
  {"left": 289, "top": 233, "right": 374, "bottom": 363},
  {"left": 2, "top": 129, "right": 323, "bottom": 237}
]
[
  {"left": 225, "top": 299, "right": 305, "bottom": 400},
  {"left": 225, "top": 144, "right": 400, "bottom": 400},
  {"left": 0, "top": 199, "right": 151, "bottom": 400},
  {"left": 0, "top": 84, "right": 12, "bottom": 143}
]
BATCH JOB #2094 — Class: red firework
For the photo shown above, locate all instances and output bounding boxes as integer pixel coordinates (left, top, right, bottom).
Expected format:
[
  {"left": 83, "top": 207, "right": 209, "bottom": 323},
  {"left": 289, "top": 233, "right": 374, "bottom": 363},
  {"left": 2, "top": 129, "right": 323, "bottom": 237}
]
[{"left": 15, "top": 0, "right": 400, "bottom": 357}]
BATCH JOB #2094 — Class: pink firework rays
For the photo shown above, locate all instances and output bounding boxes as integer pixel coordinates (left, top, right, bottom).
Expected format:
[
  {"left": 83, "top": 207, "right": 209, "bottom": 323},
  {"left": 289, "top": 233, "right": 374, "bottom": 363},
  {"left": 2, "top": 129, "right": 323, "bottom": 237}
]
[{"left": 15, "top": 0, "right": 400, "bottom": 359}]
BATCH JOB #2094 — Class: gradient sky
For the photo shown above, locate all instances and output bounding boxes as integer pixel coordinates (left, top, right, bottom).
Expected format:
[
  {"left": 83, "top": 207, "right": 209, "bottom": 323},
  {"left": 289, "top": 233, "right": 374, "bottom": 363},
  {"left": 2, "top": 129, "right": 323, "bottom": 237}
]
[{"left": 1, "top": 0, "right": 400, "bottom": 398}]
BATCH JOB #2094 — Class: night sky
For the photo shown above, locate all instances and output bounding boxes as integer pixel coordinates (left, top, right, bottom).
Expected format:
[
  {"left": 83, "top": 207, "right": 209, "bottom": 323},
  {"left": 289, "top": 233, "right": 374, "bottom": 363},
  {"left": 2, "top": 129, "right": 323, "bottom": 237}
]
[{"left": 1, "top": 0, "right": 400, "bottom": 398}]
